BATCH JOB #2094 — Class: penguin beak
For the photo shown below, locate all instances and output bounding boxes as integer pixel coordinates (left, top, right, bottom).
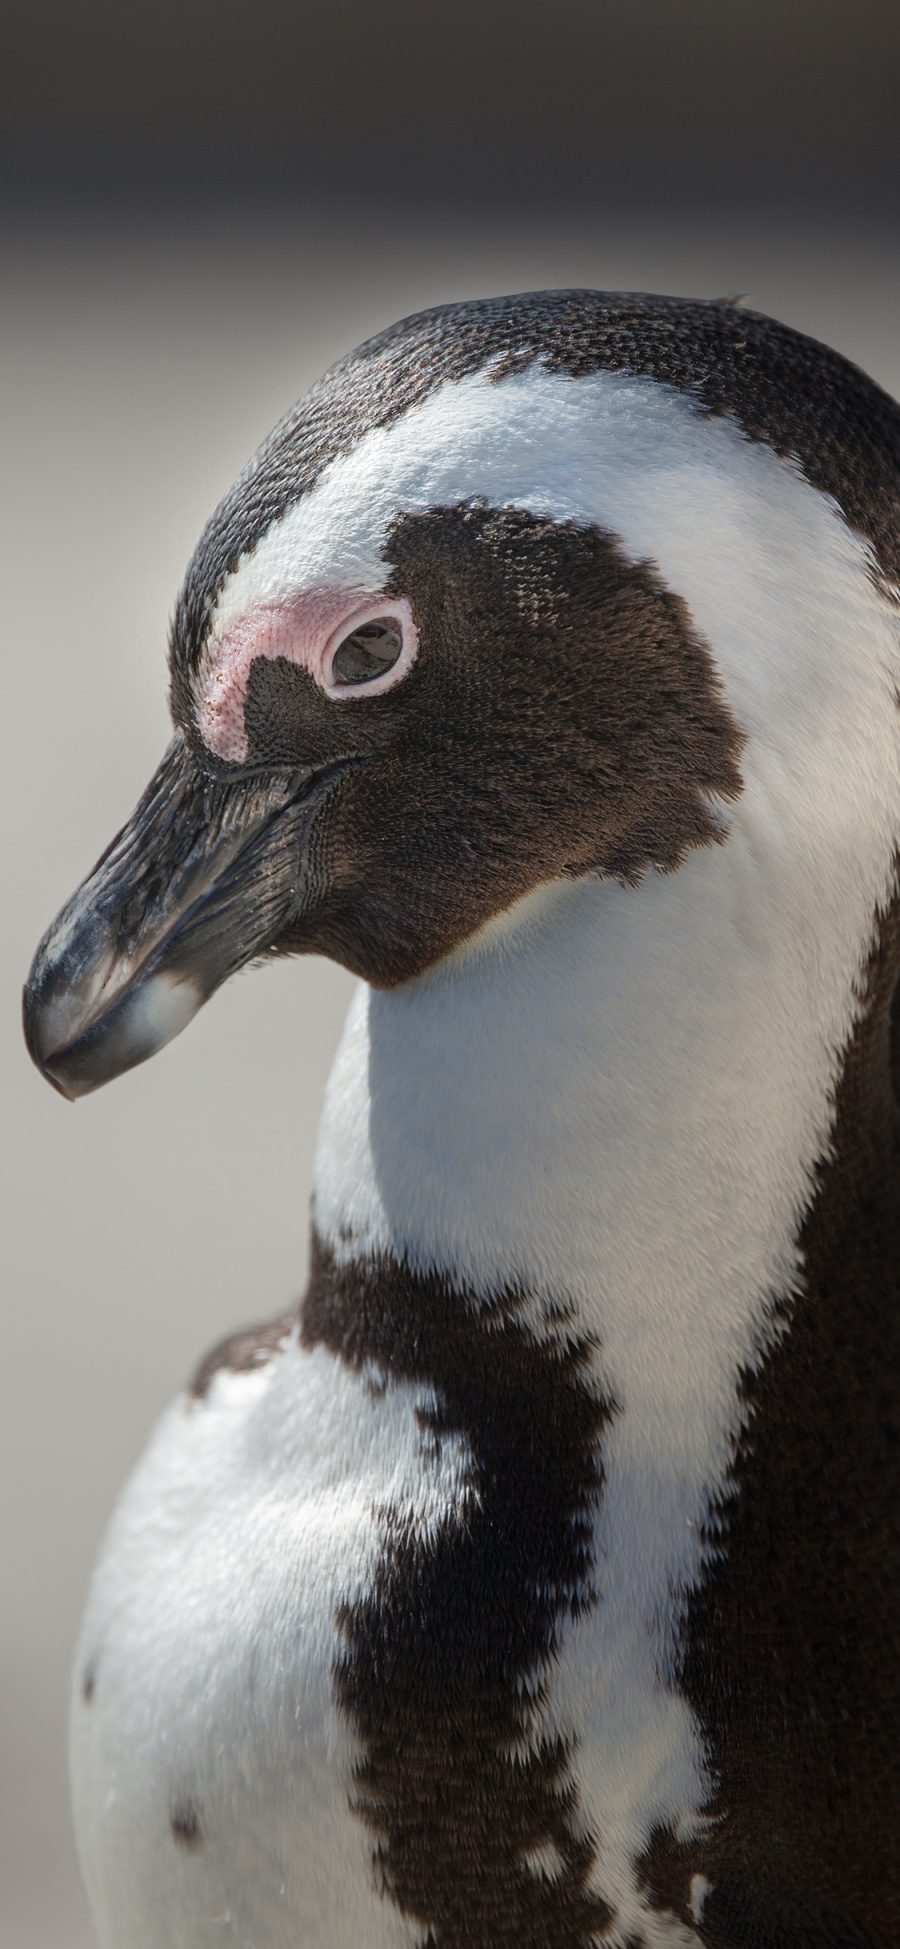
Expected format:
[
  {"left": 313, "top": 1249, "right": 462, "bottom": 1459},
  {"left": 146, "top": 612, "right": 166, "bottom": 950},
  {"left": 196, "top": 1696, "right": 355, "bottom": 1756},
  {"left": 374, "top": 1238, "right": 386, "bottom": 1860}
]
[{"left": 24, "top": 735, "right": 347, "bottom": 1099}]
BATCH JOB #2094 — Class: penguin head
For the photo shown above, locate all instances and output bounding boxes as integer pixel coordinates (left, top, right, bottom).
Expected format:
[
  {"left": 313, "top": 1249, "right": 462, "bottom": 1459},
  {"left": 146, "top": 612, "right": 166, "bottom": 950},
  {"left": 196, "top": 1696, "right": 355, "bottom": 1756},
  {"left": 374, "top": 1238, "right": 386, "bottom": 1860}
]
[{"left": 27, "top": 289, "right": 810, "bottom": 1098}]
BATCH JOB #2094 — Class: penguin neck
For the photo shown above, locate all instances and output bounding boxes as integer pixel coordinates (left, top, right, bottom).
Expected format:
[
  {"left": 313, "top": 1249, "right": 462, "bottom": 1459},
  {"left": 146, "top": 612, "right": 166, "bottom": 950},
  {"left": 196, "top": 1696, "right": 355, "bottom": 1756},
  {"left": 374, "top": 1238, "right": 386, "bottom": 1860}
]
[{"left": 312, "top": 829, "right": 896, "bottom": 1358}]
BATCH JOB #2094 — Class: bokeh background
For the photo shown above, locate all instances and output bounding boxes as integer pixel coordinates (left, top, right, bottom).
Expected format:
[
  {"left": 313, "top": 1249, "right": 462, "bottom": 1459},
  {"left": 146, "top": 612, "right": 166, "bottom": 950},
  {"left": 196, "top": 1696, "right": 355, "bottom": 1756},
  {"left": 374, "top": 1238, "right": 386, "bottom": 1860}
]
[{"left": 4, "top": 3, "right": 899, "bottom": 1942}]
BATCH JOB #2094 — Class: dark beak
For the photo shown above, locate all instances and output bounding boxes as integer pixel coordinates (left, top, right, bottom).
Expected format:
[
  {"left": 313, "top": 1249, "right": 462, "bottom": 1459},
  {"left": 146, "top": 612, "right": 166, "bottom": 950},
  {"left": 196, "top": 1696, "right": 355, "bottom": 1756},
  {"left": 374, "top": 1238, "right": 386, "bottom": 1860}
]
[{"left": 24, "top": 735, "right": 345, "bottom": 1099}]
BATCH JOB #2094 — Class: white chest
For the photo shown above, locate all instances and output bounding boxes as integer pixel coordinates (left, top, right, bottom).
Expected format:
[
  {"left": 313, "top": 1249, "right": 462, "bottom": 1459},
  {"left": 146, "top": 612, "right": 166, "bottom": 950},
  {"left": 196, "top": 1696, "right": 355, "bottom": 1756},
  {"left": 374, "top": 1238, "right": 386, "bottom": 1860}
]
[{"left": 71, "top": 1334, "right": 467, "bottom": 1949}]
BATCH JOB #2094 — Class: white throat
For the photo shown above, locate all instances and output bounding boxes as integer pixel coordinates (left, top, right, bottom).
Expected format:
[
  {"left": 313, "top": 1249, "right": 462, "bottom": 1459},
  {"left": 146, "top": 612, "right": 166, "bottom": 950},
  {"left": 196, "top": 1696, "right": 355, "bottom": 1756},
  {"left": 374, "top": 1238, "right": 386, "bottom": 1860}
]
[{"left": 310, "top": 396, "right": 900, "bottom": 1939}]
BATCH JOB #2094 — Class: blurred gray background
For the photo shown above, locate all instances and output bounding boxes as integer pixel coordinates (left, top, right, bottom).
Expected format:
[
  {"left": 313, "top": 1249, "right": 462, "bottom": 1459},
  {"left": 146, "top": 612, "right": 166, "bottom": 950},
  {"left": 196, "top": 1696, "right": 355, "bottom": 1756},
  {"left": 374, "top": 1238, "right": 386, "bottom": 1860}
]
[{"left": 3, "top": 2, "right": 899, "bottom": 1942}]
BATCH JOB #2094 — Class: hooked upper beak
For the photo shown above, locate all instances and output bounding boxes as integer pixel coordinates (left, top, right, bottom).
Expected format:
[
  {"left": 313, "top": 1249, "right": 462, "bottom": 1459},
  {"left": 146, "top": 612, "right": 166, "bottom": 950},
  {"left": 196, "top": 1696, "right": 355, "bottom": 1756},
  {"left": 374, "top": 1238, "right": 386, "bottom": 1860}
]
[{"left": 24, "top": 735, "right": 348, "bottom": 1099}]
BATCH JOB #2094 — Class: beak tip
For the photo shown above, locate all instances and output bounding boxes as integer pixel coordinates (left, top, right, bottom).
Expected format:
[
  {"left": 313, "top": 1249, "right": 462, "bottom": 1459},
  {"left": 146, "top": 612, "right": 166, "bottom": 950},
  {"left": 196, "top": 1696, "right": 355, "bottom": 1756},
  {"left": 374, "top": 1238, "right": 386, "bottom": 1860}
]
[
  {"left": 43, "top": 1067, "right": 79, "bottom": 1103},
  {"left": 22, "top": 971, "right": 53, "bottom": 1078},
  {"left": 23, "top": 978, "right": 80, "bottom": 1100},
  {"left": 26, "top": 967, "right": 206, "bottom": 1100}
]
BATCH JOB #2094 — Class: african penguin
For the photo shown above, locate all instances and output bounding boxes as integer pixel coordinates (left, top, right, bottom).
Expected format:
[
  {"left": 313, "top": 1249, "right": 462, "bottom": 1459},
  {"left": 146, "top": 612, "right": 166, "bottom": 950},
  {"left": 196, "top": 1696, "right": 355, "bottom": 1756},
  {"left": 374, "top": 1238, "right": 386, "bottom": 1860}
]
[{"left": 24, "top": 290, "right": 900, "bottom": 1949}]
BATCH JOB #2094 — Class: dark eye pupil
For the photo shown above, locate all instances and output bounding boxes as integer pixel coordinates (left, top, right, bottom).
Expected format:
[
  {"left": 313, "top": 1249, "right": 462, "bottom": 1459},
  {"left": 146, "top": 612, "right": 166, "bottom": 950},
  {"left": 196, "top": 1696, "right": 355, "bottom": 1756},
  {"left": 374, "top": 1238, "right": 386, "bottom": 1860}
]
[{"left": 331, "top": 619, "right": 403, "bottom": 686}]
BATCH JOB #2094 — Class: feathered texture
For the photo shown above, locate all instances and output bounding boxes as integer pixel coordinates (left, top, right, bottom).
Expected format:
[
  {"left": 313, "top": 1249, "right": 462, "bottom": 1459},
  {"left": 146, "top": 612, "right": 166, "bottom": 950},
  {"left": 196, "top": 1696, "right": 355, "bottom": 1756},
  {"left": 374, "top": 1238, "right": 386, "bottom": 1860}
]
[{"left": 30, "top": 291, "right": 899, "bottom": 1948}]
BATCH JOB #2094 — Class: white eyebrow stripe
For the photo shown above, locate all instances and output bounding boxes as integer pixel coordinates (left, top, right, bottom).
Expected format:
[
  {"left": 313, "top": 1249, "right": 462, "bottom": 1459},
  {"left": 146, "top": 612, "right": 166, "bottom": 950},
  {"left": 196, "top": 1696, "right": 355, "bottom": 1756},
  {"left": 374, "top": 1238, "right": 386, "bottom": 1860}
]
[
  {"left": 200, "top": 358, "right": 898, "bottom": 779},
  {"left": 196, "top": 362, "right": 900, "bottom": 921},
  {"left": 201, "top": 355, "right": 883, "bottom": 661},
  {"left": 201, "top": 361, "right": 718, "bottom": 643}
]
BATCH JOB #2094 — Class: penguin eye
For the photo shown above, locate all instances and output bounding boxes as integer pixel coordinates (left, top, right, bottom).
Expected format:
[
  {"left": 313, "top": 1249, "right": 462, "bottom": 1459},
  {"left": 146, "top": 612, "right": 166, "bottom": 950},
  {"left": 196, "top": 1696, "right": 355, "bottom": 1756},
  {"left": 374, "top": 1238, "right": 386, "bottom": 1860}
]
[
  {"left": 321, "top": 596, "right": 418, "bottom": 699},
  {"left": 330, "top": 619, "right": 403, "bottom": 687}
]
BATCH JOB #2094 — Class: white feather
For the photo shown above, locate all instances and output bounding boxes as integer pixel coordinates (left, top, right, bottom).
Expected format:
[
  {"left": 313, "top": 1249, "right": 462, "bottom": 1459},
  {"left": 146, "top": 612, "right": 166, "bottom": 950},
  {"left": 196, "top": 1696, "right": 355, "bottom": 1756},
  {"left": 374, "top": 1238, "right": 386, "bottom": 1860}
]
[{"left": 72, "top": 1335, "right": 466, "bottom": 1948}]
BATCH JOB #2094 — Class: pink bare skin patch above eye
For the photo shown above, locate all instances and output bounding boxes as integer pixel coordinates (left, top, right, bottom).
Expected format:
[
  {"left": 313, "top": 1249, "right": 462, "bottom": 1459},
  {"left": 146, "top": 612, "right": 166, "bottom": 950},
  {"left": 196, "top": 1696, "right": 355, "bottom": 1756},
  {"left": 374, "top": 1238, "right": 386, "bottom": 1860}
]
[{"left": 195, "top": 587, "right": 418, "bottom": 763}]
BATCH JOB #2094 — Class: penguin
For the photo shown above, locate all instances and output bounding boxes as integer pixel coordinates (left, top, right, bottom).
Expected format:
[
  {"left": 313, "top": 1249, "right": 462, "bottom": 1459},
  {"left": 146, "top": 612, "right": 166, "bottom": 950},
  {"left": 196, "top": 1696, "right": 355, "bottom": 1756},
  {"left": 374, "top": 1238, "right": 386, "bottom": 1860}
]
[{"left": 24, "top": 290, "right": 900, "bottom": 1949}]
